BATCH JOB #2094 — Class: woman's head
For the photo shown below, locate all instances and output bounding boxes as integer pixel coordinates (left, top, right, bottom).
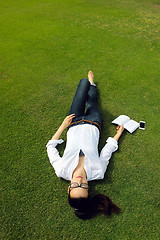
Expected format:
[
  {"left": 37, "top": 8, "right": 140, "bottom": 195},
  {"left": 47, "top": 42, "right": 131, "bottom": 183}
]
[
  {"left": 68, "top": 182, "right": 89, "bottom": 198},
  {"left": 68, "top": 170, "right": 120, "bottom": 219},
  {"left": 68, "top": 179, "right": 91, "bottom": 219},
  {"left": 68, "top": 174, "right": 89, "bottom": 199}
]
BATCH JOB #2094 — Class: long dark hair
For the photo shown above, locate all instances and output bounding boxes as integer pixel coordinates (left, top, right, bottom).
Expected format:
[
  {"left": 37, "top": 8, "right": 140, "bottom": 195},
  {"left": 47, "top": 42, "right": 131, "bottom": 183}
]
[{"left": 68, "top": 194, "right": 120, "bottom": 219}]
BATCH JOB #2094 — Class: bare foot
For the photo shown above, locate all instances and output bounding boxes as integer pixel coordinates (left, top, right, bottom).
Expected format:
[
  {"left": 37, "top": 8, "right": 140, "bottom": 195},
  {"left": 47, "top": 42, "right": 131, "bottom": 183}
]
[{"left": 88, "top": 71, "right": 94, "bottom": 84}]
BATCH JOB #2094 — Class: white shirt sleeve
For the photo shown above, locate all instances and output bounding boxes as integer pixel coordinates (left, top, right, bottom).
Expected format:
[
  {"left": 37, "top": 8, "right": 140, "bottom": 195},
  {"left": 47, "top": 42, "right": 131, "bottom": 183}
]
[
  {"left": 46, "top": 139, "right": 64, "bottom": 167},
  {"left": 100, "top": 137, "right": 118, "bottom": 172}
]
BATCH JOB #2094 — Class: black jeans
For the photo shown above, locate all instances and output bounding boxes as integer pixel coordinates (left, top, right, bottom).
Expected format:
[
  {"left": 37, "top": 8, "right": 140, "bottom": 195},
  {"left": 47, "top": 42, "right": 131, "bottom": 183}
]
[{"left": 68, "top": 78, "right": 103, "bottom": 131}]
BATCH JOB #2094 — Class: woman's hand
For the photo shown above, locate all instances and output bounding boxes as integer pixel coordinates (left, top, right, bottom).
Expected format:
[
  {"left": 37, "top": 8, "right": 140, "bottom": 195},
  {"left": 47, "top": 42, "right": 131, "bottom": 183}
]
[
  {"left": 51, "top": 114, "right": 75, "bottom": 140},
  {"left": 113, "top": 125, "right": 124, "bottom": 141},
  {"left": 116, "top": 125, "right": 124, "bottom": 135},
  {"left": 61, "top": 114, "right": 75, "bottom": 130}
]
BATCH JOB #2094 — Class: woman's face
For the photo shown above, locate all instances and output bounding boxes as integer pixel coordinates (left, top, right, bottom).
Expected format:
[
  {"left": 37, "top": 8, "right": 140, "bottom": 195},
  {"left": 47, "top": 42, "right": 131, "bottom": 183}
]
[{"left": 68, "top": 175, "right": 89, "bottom": 198}]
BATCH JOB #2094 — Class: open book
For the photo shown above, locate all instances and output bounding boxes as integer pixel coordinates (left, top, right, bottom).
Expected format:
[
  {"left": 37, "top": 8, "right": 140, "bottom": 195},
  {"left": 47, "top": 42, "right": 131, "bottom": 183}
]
[{"left": 112, "top": 115, "right": 139, "bottom": 133}]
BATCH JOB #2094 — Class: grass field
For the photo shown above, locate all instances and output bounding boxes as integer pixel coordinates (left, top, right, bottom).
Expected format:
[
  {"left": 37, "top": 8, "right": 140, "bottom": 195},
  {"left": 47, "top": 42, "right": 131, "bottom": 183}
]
[{"left": 1, "top": 0, "right": 160, "bottom": 239}]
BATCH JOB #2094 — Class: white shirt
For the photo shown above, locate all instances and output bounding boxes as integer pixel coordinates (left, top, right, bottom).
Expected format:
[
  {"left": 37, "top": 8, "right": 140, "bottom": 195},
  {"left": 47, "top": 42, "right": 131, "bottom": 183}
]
[{"left": 46, "top": 124, "right": 118, "bottom": 181}]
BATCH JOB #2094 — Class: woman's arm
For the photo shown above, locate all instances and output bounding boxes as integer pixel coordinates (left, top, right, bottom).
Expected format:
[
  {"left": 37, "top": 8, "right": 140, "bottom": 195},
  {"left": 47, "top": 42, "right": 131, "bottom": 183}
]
[
  {"left": 113, "top": 125, "right": 124, "bottom": 141},
  {"left": 100, "top": 125, "right": 124, "bottom": 173},
  {"left": 51, "top": 114, "right": 75, "bottom": 140}
]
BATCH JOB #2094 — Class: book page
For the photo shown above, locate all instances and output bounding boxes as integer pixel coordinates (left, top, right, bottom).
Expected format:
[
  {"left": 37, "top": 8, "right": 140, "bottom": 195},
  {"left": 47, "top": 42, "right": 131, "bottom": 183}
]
[
  {"left": 112, "top": 115, "right": 130, "bottom": 126},
  {"left": 124, "top": 120, "right": 140, "bottom": 133}
]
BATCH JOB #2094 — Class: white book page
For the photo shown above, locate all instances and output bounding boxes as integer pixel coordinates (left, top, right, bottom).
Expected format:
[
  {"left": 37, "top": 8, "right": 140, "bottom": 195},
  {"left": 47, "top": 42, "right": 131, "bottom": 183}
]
[
  {"left": 112, "top": 115, "right": 130, "bottom": 126},
  {"left": 124, "top": 120, "right": 140, "bottom": 133}
]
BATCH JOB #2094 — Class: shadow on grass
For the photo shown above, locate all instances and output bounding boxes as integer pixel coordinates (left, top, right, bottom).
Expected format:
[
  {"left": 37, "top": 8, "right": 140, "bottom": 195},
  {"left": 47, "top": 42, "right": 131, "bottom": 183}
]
[{"left": 91, "top": 89, "right": 127, "bottom": 195}]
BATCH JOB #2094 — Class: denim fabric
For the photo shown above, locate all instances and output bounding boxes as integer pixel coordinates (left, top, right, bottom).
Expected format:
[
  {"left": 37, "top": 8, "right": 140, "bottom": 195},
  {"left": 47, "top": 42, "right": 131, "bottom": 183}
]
[{"left": 68, "top": 78, "right": 103, "bottom": 129}]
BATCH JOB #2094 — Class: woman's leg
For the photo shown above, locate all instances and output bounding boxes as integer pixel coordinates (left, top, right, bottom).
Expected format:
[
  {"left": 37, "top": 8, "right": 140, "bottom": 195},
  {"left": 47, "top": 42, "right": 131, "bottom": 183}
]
[
  {"left": 85, "top": 85, "right": 103, "bottom": 127},
  {"left": 84, "top": 72, "right": 103, "bottom": 127},
  {"left": 68, "top": 78, "right": 90, "bottom": 120}
]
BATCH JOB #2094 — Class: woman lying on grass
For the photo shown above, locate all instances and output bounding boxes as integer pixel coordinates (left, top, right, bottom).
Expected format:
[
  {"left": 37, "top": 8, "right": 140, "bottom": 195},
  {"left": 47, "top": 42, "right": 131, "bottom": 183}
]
[{"left": 46, "top": 71, "right": 124, "bottom": 219}]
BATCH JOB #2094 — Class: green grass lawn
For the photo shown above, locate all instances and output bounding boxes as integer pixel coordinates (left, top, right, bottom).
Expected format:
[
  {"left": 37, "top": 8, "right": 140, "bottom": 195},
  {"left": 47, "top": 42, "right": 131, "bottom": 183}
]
[{"left": 1, "top": 0, "right": 160, "bottom": 239}]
